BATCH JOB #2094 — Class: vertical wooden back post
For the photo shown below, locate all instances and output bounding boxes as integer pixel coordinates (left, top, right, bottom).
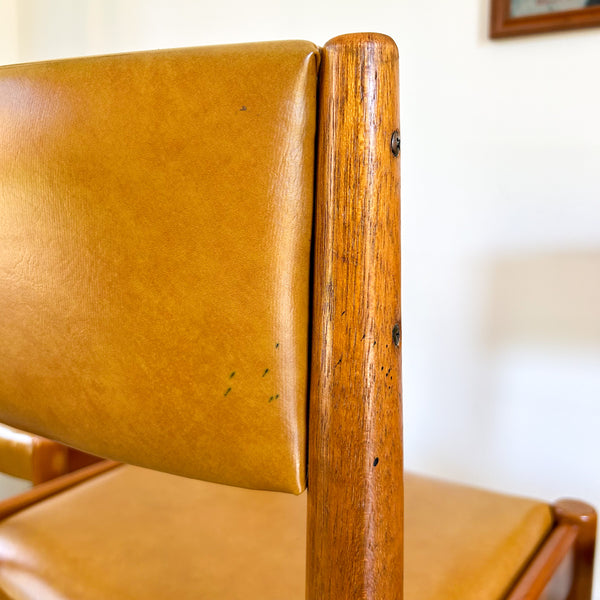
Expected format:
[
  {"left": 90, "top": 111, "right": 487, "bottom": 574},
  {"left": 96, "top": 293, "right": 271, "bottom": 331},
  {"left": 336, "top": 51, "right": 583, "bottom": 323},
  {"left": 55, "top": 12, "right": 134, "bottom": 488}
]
[{"left": 307, "top": 33, "right": 403, "bottom": 599}]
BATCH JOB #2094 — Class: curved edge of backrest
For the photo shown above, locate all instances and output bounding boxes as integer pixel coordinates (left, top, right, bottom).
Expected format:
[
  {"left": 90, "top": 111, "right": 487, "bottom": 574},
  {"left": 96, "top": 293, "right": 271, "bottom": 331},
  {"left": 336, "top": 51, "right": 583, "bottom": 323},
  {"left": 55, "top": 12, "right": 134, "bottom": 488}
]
[{"left": 0, "top": 40, "right": 320, "bottom": 494}]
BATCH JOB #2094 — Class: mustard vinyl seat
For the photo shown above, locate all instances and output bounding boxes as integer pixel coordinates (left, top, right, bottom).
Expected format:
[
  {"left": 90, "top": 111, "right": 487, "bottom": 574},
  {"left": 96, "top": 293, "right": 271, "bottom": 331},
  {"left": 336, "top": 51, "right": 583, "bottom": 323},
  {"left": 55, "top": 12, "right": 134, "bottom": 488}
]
[{"left": 0, "top": 465, "right": 552, "bottom": 600}]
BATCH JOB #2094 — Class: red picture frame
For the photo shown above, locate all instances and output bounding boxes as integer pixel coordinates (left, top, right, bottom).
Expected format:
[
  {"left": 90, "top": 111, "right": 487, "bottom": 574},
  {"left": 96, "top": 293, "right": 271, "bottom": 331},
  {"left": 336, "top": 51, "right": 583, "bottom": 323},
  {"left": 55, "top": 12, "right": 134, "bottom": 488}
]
[{"left": 491, "top": 0, "right": 600, "bottom": 37}]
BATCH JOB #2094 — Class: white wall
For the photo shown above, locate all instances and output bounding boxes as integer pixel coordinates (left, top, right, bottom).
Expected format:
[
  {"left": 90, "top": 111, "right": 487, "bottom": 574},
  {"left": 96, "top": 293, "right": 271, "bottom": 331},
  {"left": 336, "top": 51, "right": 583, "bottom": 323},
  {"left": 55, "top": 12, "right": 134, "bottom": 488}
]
[{"left": 2, "top": 0, "right": 600, "bottom": 595}]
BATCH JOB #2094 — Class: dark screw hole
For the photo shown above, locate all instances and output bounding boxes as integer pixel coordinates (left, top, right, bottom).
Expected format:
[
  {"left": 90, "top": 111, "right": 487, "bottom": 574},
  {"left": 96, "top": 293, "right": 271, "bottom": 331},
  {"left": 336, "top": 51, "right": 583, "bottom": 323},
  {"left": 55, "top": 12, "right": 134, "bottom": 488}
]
[
  {"left": 391, "top": 130, "right": 400, "bottom": 157},
  {"left": 392, "top": 323, "right": 401, "bottom": 347}
]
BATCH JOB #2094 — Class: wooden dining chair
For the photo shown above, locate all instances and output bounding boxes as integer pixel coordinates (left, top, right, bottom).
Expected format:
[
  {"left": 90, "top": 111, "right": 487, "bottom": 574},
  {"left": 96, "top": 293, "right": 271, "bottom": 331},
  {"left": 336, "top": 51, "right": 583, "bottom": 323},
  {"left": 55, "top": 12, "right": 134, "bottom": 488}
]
[{"left": 0, "top": 33, "right": 595, "bottom": 600}]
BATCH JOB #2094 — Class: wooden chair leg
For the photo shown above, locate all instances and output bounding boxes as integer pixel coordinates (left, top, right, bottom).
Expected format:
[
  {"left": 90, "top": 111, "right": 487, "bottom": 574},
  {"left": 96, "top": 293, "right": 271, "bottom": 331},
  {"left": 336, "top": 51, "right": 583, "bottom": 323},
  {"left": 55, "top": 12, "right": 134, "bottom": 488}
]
[
  {"left": 554, "top": 499, "right": 597, "bottom": 600},
  {"left": 32, "top": 445, "right": 102, "bottom": 485}
]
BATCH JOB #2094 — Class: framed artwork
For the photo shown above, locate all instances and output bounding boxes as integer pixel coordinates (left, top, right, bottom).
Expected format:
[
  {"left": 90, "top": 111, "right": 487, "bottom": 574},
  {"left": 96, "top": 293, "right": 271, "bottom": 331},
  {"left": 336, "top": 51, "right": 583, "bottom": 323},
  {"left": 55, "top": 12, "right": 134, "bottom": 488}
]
[{"left": 491, "top": 0, "right": 600, "bottom": 37}]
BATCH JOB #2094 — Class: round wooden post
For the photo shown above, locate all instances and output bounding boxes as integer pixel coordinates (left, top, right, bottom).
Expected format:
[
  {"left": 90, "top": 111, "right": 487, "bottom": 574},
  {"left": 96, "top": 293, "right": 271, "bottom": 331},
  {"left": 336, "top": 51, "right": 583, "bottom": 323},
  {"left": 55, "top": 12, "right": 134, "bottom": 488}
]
[{"left": 307, "top": 33, "right": 403, "bottom": 599}]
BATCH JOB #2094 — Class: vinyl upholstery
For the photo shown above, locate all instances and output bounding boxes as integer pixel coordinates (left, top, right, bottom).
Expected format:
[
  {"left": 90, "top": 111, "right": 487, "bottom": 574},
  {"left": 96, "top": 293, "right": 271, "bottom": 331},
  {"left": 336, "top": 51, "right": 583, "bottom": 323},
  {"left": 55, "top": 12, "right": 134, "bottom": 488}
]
[
  {"left": 0, "top": 466, "right": 552, "bottom": 600},
  {"left": 0, "top": 41, "right": 319, "bottom": 493}
]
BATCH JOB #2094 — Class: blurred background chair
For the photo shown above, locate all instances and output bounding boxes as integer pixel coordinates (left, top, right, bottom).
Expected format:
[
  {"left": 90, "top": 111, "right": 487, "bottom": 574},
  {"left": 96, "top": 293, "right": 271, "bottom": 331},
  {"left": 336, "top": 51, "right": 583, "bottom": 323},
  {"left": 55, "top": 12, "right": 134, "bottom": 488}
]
[{"left": 0, "top": 424, "right": 99, "bottom": 486}]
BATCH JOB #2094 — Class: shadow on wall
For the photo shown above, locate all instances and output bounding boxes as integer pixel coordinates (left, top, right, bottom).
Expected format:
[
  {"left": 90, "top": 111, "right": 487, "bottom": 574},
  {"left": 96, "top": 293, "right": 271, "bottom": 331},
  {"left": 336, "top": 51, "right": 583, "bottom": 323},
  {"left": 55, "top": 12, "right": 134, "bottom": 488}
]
[
  {"left": 479, "top": 252, "right": 600, "bottom": 597},
  {"left": 407, "top": 251, "right": 600, "bottom": 485},
  {"left": 467, "top": 250, "right": 600, "bottom": 496},
  {"left": 484, "top": 251, "right": 600, "bottom": 350}
]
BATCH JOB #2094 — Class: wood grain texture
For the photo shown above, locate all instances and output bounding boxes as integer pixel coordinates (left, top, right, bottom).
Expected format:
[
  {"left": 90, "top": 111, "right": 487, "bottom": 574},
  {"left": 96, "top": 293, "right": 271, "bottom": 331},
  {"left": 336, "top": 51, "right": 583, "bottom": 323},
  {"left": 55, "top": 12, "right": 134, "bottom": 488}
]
[
  {"left": 307, "top": 33, "right": 402, "bottom": 600},
  {"left": 490, "top": 0, "right": 600, "bottom": 38}
]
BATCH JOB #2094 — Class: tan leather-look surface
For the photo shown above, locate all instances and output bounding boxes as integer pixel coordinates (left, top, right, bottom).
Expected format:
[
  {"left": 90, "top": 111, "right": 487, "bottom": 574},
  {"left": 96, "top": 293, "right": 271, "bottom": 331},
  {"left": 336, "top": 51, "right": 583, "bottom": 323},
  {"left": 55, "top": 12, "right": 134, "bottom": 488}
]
[
  {"left": 0, "top": 465, "right": 307, "bottom": 600},
  {"left": 404, "top": 474, "right": 553, "bottom": 600},
  {"left": 0, "top": 467, "right": 552, "bottom": 600},
  {"left": 0, "top": 41, "right": 319, "bottom": 493}
]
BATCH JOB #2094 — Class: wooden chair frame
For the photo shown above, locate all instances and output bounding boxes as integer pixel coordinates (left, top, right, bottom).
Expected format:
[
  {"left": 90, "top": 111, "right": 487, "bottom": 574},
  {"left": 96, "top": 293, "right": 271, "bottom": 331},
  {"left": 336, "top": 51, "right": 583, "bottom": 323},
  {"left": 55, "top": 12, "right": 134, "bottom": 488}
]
[
  {"left": 0, "top": 32, "right": 595, "bottom": 600},
  {"left": 306, "top": 33, "right": 596, "bottom": 600},
  {"left": 0, "top": 425, "right": 100, "bottom": 485}
]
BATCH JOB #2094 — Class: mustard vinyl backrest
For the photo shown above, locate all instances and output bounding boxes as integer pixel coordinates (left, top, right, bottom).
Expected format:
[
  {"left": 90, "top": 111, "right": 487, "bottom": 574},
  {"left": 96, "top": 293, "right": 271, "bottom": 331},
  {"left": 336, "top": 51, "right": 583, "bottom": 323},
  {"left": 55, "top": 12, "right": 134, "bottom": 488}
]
[{"left": 0, "top": 41, "right": 319, "bottom": 493}]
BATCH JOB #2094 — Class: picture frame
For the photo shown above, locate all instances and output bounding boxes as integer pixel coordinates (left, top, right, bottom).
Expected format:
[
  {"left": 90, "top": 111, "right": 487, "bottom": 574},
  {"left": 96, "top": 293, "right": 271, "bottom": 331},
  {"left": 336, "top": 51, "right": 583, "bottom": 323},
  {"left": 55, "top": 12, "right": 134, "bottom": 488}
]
[{"left": 490, "top": 0, "right": 600, "bottom": 37}]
